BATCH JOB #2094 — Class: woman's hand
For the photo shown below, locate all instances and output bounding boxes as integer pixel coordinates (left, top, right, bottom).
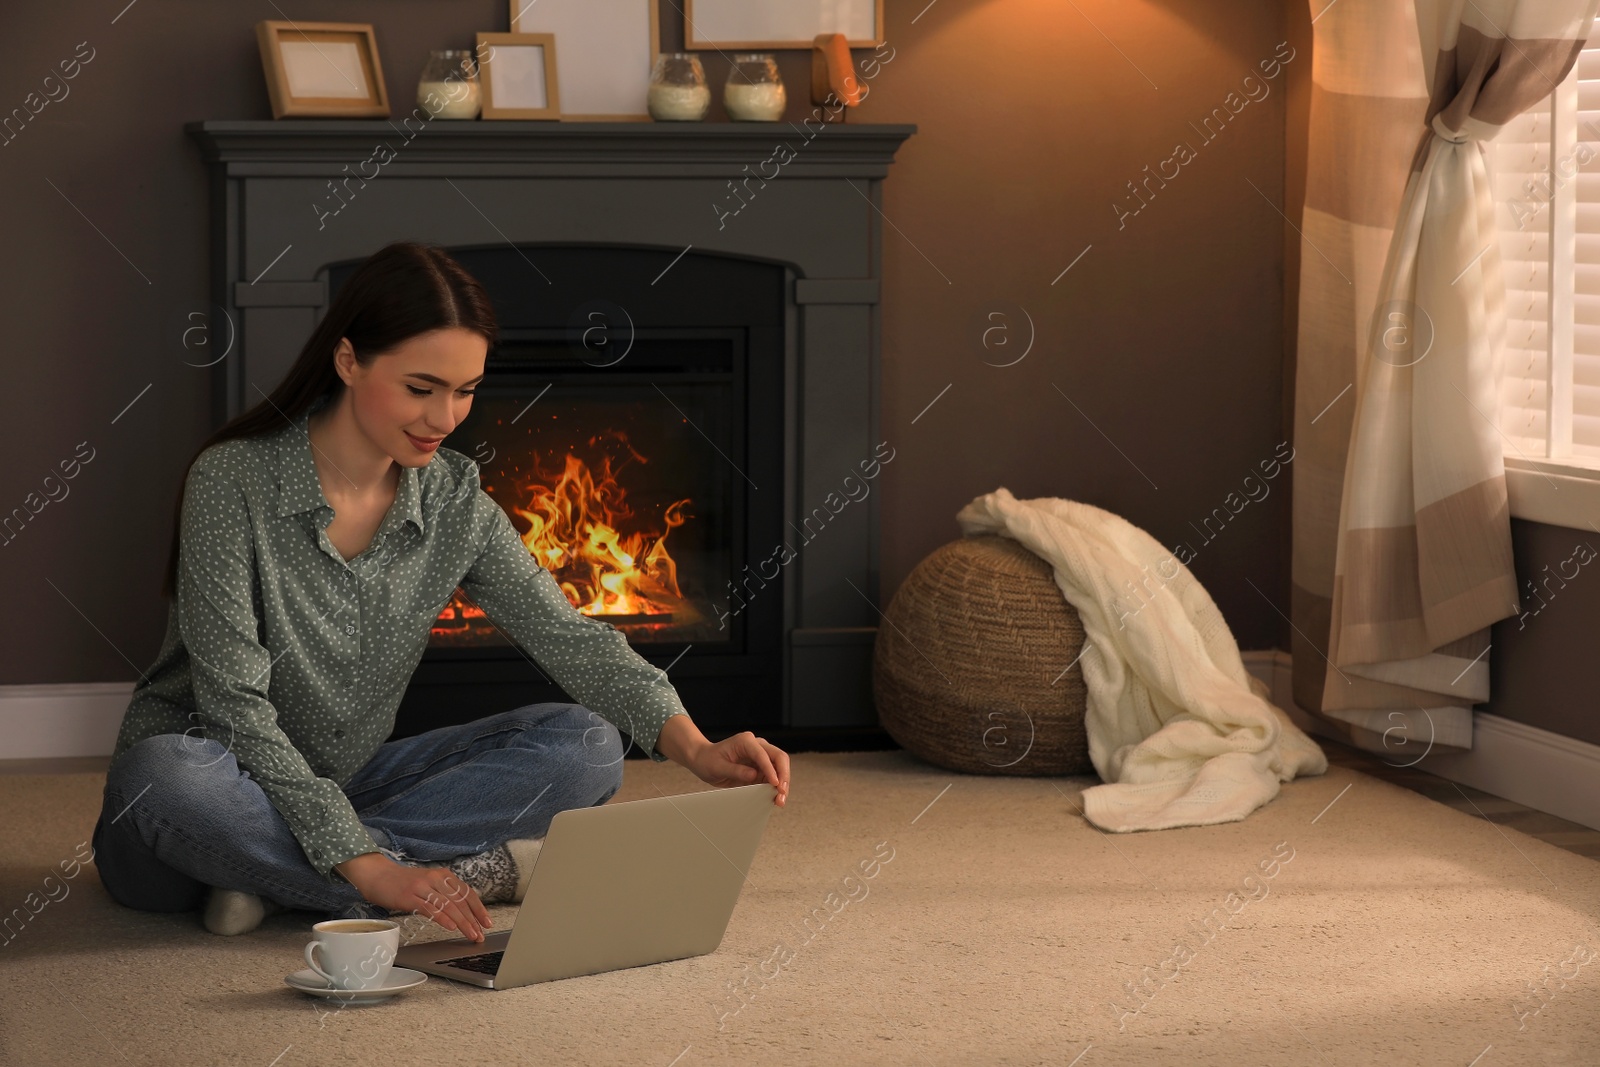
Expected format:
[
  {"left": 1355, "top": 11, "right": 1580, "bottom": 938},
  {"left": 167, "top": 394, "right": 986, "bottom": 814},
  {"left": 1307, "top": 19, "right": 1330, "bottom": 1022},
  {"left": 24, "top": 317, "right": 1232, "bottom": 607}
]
[
  {"left": 656, "top": 715, "right": 791, "bottom": 806},
  {"left": 334, "top": 852, "right": 493, "bottom": 943}
]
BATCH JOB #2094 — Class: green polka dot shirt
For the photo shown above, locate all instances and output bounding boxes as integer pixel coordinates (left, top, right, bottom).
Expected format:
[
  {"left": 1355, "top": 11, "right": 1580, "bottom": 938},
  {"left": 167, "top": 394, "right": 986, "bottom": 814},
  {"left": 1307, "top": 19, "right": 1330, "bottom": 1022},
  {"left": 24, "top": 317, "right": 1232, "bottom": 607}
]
[{"left": 112, "top": 405, "right": 687, "bottom": 881}]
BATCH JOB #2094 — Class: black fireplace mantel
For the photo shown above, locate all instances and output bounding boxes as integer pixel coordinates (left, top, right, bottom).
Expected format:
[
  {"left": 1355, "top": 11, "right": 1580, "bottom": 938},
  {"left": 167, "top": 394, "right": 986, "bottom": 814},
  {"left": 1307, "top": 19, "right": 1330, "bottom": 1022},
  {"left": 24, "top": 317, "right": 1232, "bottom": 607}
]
[
  {"left": 187, "top": 119, "right": 915, "bottom": 174},
  {"left": 185, "top": 118, "right": 916, "bottom": 742}
]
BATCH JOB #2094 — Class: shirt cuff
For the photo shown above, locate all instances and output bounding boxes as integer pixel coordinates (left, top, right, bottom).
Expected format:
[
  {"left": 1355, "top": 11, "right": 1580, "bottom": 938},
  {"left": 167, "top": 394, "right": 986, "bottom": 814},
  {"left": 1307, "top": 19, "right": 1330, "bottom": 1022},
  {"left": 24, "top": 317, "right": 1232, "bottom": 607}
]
[
  {"left": 321, "top": 841, "right": 385, "bottom": 882},
  {"left": 298, "top": 818, "right": 385, "bottom": 880}
]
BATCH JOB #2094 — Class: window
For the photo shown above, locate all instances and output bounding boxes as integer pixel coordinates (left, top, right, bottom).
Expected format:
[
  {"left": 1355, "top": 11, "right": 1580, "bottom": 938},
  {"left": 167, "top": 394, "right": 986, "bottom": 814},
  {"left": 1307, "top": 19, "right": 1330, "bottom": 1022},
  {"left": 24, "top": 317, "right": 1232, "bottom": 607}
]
[{"left": 1490, "top": 46, "right": 1600, "bottom": 530}]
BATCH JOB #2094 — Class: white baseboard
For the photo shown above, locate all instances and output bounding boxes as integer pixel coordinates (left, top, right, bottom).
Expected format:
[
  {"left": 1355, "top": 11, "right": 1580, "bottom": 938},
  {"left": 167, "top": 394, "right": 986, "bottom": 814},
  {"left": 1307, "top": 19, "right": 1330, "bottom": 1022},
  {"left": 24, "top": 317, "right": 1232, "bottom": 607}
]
[
  {"left": 1240, "top": 648, "right": 1600, "bottom": 832},
  {"left": 0, "top": 682, "right": 132, "bottom": 760}
]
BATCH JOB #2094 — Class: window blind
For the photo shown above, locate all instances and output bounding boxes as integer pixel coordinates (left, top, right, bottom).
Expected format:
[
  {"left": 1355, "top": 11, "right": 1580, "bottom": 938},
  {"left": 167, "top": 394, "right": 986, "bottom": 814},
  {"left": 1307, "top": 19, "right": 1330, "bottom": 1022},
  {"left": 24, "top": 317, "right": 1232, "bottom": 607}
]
[
  {"left": 1571, "top": 47, "right": 1600, "bottom": 458},
  {"left": 1491, "top": 94, "right": 1553, "bottom": 460},
  {"left": 1489, "top": 46, "right": 1600, "bottom": 466}
]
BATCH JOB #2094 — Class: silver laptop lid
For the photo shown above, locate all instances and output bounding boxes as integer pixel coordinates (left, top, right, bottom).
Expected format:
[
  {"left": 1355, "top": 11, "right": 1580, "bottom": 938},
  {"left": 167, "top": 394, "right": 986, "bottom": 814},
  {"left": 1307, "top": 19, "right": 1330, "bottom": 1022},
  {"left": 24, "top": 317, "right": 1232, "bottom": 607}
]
[{"left": 493, "top": 781, "right": 779, "bottom": 987}]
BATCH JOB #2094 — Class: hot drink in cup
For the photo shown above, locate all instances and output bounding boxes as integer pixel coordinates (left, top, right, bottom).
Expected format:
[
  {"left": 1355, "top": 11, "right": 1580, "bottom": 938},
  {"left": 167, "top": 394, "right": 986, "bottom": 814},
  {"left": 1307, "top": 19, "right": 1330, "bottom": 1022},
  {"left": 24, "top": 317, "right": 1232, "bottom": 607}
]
[{"left": 304, "top": 919, "right": 400, "bottom": 991}]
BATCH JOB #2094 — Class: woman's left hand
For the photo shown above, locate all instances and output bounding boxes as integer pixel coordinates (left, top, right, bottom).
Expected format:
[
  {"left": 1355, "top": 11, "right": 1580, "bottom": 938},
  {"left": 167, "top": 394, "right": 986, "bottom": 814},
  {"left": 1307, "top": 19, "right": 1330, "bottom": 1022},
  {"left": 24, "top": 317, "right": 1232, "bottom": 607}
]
[{"left": 686, "top": 731, "right": 790, "bottom": 807}]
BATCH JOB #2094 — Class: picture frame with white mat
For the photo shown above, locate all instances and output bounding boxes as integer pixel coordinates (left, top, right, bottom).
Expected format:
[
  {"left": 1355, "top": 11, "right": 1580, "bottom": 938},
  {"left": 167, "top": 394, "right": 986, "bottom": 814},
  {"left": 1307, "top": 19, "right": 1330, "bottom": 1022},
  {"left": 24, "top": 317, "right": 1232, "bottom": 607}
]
[
  {"left": 476, "top": 32, "right": 561, "bottom": 120},
  {"left": 509, "top": 0, "right": 659, "bottom": 120},
  {"left": 254, "top": 20, "right": 390, "bottom": 119}
]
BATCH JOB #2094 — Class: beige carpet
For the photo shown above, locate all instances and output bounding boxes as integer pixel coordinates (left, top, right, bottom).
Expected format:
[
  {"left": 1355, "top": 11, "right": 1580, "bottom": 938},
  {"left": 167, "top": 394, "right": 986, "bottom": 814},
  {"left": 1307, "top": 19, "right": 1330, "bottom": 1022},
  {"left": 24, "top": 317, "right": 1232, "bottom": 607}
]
[{"left": 2, "top": 750, "right": 1598, "bottom": 1066}]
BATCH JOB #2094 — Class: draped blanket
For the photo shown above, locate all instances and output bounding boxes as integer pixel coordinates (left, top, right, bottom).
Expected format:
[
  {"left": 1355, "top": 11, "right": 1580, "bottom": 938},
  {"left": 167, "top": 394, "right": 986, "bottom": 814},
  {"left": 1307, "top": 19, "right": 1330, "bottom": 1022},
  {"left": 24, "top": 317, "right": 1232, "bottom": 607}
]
[{"left": 957, "top": 489, "right": 1327, "bottom": 833}]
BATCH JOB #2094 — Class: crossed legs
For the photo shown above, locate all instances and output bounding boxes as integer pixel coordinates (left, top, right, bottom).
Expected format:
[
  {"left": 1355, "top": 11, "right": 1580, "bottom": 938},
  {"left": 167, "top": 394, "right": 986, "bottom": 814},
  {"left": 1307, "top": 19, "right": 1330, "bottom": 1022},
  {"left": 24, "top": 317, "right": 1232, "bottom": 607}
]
[{"left": 91, "top": 704, "right": 627, "bottom": 920}]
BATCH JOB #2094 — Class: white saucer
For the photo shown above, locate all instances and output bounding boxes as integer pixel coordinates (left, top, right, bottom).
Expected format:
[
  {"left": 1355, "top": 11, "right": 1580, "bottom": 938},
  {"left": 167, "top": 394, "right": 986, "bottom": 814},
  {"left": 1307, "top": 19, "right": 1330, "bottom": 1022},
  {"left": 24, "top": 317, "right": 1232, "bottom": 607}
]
[{"left": 285, "top": 966, "right": 428, "bottom": 1004}]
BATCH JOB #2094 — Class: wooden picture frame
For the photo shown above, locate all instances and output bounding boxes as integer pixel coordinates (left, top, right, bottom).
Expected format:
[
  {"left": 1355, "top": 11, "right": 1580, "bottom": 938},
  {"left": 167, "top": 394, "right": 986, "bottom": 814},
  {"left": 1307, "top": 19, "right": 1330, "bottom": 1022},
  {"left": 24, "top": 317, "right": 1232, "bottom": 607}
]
[
  {"left": 477, "top": 33, "right": 561, "bottom": 120},
  {"left": 255, "top": 21, "right": 389, "bottom": 119},
  {"left": 509, "top": 0, "right": 658, "bottom": 121},
  {"left": 684, "top": 0, "right": 884, "bottom": 49}
]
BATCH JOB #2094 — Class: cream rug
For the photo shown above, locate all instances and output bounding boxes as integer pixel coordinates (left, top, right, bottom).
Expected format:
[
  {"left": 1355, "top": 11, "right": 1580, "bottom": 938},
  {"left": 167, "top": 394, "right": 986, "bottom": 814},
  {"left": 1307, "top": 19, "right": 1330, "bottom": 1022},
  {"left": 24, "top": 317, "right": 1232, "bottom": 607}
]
[{"left": 2, "top": 751, "right": 1597, "bottom": 1066}]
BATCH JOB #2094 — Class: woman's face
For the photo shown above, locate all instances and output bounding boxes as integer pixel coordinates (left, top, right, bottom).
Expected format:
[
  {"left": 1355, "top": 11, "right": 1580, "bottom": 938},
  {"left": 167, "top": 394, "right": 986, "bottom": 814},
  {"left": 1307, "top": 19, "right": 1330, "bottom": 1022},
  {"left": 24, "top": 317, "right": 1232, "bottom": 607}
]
[{"left": 338, "top": 327, "right": 488, "bottom": 466}]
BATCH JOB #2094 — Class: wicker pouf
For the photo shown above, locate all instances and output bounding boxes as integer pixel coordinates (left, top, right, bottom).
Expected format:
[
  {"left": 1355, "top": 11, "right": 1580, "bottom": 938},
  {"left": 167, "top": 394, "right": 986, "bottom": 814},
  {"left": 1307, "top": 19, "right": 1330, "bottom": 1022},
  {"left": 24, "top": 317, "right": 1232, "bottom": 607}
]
[{"left": 873, "top": 534, "right": 1092, "bottom": 776}]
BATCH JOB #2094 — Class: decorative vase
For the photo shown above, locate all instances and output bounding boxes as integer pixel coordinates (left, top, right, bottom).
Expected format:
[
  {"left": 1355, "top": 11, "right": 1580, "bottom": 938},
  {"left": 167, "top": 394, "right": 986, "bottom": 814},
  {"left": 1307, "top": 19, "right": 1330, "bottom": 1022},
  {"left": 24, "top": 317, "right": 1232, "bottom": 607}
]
[
  {"left": 723, "top": 54, "right": 785, "bottom": 121},
  {"left": 417, "top": 49, "right": 480, "bottom": 119},
  {"left": 648, "top": 53, "right": 711, "bottom": 121}
]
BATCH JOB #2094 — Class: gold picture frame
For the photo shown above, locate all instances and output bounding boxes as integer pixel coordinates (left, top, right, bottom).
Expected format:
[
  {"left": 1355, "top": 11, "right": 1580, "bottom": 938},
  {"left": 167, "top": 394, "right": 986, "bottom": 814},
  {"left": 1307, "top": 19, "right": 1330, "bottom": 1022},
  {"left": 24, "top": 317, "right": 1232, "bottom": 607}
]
[
  {"left": 476, "top": 33, "right": 561, "bottom": 120},
  {"left": 255, "top": 21, "right": 389, "bottom": 119}
]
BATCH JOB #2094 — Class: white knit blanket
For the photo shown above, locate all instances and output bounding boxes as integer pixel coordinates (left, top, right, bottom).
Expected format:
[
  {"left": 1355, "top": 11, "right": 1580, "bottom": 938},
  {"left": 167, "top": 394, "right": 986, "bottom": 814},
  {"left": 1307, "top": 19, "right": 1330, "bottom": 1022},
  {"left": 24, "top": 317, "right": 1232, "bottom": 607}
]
[{"left": 955, "top": 488, "right": 1327, "bottom": 832}]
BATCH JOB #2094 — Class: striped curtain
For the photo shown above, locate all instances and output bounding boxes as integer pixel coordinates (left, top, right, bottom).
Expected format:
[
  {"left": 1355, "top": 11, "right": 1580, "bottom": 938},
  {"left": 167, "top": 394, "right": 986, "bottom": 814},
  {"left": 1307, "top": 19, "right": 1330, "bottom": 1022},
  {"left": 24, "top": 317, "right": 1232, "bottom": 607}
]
[{"left": 1292, "top": 0, "right": 1598, "bottom": 756}]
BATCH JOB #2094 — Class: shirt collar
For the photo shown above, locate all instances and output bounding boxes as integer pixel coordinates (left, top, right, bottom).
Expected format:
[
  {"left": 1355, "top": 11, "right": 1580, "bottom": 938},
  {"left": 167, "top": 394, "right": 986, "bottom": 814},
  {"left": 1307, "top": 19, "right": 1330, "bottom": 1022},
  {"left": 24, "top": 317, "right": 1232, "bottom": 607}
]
[{"left": 273, "top": 405, "right": 425, "bottom": 536}]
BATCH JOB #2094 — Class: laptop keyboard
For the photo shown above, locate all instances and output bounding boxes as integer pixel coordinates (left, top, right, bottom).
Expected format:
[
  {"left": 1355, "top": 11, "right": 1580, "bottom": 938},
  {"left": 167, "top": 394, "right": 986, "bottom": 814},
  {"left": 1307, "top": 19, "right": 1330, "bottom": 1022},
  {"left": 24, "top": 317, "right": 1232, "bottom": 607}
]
[{"left": 437, "top": 950, "right": 504, "bottom": 975}]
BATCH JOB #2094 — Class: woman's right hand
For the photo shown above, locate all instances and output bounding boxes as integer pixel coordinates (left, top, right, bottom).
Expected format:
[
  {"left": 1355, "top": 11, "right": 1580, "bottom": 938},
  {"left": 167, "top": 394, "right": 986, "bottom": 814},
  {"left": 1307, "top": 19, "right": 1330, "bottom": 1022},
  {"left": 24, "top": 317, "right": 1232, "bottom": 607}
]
[{"left": 334, "top": 852, "right": 492, "bottom": 943}]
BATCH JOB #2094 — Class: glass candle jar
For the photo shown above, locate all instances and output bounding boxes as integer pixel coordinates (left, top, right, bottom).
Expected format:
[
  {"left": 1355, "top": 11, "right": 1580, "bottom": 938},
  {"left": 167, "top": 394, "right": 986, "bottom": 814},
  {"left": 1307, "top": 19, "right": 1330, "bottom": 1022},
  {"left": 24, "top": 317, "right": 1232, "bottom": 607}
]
[
  {"left": 417, "top": 49, "right": 480, "bottom": 119},
  {"left": 648, "top": 53, "right": 710, "bottom": 121},
  {"left": 723, "top": 54, "right": 785, "bottom": 121}
]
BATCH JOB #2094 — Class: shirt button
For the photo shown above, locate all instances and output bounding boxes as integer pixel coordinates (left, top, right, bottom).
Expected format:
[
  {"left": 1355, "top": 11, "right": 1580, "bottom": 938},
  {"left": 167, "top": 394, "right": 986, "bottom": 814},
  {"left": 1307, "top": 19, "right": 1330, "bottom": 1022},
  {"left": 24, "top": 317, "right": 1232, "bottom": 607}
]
[
  {"left": 346, "top": 624, "right": 357, "bottom": 635},
  {"left": 334, "top": 729, "right": 344, "bottom": 737}
]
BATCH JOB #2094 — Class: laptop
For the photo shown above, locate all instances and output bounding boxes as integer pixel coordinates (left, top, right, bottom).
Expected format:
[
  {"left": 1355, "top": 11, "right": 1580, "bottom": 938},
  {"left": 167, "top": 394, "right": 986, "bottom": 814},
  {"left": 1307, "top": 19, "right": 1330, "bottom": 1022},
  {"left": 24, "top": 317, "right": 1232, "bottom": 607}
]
[{"left": 395, "top": 781, "right": 779, "bottom": 989}]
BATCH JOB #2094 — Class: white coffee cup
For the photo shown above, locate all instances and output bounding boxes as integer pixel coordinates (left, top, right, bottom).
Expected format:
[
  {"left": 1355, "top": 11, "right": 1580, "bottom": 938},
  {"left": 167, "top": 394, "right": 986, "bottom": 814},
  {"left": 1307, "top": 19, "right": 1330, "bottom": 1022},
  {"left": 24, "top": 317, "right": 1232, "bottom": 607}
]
[{"left": 304, "top": 918, "right": 400, "bottom": 991}]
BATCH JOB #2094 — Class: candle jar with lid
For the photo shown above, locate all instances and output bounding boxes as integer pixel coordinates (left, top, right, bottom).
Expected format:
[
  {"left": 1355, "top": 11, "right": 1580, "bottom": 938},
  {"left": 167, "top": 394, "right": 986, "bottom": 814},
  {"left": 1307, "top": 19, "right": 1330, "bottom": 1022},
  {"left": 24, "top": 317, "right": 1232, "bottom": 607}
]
[
  {"left": 417, "top": 49, "right": 481, "bottom": 119},
  {"left": 723, "top": 54, "right": 785, "bottom": 121},
  {"left": 648, "top": 53, "right": 711, "bottom": 121}
]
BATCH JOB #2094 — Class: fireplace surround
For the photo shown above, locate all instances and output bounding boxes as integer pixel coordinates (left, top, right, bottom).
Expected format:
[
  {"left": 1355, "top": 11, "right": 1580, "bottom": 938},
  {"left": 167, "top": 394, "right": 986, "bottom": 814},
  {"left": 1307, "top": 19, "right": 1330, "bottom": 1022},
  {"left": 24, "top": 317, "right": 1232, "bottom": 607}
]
[{"left": 188, "top": 119, "right": 915, "bottom": 746}]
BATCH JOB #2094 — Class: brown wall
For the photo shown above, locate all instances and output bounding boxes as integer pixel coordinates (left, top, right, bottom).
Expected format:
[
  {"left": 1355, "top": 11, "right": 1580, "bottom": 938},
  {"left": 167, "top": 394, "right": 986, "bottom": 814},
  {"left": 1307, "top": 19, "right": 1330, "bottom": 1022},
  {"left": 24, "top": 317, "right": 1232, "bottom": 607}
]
[
  {"left": 854, "top": 0, "right": 1293, "bottom": 650},
  {"left": 1485, "top": 522, "right": 1600, "bottom": 747},
  {"left": 0, "top": 0, "right": 1292, "bottom": 688}
]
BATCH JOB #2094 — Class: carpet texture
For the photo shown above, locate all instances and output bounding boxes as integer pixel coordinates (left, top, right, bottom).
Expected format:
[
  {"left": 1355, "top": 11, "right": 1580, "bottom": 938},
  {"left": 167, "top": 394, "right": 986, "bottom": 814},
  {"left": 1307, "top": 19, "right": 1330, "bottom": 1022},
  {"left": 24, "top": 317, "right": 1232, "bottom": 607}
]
[{"left": 2, "top": 751, "right": 1597, "bottom": 1066}]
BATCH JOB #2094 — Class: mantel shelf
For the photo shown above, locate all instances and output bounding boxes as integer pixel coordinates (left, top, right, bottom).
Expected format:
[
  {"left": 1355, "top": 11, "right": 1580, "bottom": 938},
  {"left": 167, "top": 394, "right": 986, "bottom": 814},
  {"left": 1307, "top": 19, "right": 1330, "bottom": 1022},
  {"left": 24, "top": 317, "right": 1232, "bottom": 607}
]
[{"left": 185, "top": 119, "right": 917, "bottom": 177}]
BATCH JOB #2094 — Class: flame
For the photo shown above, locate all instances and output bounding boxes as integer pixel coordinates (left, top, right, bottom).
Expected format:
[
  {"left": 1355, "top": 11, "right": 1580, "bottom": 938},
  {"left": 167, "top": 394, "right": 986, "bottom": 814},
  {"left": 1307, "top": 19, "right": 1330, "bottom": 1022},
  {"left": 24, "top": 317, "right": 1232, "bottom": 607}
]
[
  {"left": 432, "top": 432, "right": 692, "bottom": 638},
  {"left": 514, "top": 447, "right": 690, "bottom": 617}
]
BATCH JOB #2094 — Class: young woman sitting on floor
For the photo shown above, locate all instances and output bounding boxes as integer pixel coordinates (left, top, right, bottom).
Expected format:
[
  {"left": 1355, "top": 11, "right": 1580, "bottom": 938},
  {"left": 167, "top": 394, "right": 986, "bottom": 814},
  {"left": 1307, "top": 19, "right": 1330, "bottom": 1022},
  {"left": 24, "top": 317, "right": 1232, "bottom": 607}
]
[{"left": 93, "top": 241, "right": 789, "bottom": 938}]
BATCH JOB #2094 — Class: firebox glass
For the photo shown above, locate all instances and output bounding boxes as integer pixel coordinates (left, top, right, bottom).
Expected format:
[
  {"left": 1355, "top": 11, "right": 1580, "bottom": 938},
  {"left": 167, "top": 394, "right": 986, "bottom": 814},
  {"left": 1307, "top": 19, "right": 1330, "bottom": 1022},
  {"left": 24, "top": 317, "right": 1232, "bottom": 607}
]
[{"left": 432, "top": 381, "right": 735, "bottom": 648}]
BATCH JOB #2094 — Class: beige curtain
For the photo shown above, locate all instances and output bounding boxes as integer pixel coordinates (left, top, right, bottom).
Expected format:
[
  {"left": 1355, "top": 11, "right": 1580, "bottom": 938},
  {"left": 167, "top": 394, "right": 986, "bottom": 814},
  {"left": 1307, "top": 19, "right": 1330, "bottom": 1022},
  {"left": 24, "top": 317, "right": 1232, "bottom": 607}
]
[{"left": 1292, "top": 0, "right": 1598, "bottom": 756}]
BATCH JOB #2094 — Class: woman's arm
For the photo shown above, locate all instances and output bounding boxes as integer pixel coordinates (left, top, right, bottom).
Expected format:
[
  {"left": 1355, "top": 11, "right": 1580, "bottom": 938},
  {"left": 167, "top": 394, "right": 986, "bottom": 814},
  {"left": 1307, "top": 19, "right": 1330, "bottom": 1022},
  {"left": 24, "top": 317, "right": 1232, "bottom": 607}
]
[
  {"left": 653, "top": 713, "right": 709, "bottom": 764},
  {"left": 458, "top": 493, "right": 693, "bottom": 764},
  {"left": 458, "top": 489, "right": 790, "bottom": 803},
  {"left": 657, "top": 713, "right": 790, "bottom": 804}
]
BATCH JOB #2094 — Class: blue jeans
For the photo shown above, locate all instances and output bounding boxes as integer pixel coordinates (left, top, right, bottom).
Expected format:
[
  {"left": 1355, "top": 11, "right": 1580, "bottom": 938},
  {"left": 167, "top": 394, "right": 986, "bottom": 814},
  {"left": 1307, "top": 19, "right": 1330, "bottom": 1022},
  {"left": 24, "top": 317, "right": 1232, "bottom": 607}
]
[{"left": 91, "top": 703, "right": 626, "bottom": 920}]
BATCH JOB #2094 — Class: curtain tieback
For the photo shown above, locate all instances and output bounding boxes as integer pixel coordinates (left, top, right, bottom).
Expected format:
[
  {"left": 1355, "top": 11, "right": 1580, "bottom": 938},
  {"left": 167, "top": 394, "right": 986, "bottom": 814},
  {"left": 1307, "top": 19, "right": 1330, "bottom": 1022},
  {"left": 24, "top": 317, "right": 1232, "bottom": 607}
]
[{"left": 1429, "top": 112, "right": 1475, "bottom": 143}]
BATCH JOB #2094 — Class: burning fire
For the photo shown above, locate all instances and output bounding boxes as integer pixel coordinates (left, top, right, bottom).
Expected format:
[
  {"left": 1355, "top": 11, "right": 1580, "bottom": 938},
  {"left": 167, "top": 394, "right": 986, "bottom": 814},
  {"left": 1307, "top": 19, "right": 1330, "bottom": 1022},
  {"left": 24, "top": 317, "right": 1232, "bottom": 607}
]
[
  {"left": 514, "top": 446, "right": 690, "bottom": 617},
  {"left": 432, "top": 432, "right": 692, "bottom": 638}
]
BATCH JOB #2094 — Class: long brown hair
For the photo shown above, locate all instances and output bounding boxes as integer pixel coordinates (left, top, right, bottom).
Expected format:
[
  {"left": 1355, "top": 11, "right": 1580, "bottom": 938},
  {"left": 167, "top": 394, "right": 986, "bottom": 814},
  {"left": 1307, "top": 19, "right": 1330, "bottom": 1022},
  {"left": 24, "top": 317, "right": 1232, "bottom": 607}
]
[{"left": 161, "top": 241, "right": 498, "bottom": 598}]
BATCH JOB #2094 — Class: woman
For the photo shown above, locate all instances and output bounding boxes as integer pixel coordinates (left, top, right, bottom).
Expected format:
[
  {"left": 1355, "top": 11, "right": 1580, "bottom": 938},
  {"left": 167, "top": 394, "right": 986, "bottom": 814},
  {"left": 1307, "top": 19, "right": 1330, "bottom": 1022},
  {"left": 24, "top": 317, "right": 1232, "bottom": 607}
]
[{"left": 93, "top": 242, "right": 790, "bottom": 941}]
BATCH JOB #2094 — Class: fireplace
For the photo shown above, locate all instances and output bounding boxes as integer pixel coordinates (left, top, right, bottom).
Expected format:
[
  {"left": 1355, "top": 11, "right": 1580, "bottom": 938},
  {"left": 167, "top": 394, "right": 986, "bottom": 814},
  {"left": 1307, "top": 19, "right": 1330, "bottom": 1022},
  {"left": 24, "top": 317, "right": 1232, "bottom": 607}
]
[{"left": 189, "top": 119, "right": 914, "bottom": 747}]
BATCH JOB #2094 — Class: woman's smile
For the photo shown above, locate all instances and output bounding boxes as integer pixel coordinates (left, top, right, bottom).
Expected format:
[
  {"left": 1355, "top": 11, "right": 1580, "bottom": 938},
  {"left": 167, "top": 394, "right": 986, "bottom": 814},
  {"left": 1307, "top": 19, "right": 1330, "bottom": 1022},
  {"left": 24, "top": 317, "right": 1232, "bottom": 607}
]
[{"left": 405, "top": 431, "right": 446, "bottom": 453}]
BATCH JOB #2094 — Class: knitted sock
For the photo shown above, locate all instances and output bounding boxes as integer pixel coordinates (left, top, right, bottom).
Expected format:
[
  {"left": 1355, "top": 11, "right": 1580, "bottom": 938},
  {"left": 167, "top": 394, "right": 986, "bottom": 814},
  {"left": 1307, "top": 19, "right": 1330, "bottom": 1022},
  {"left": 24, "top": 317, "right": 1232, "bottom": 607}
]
[
  {"left": 445, "top": 838, "right": 544, "bottom": 905},
  {"left": 505, "top": 837, "right": 544, "bottom": 903},
  {"left": 445, "top": 844, "right": 519, "bottom": 905}
]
